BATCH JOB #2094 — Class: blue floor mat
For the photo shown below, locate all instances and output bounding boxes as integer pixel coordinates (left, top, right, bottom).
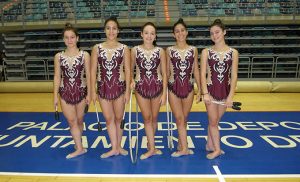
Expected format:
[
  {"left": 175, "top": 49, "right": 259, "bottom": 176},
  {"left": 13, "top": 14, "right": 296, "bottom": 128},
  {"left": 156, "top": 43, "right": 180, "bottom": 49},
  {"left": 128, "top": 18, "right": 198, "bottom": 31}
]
[{"left": 0, "top": 112, "right": 299, "bottom": 175}]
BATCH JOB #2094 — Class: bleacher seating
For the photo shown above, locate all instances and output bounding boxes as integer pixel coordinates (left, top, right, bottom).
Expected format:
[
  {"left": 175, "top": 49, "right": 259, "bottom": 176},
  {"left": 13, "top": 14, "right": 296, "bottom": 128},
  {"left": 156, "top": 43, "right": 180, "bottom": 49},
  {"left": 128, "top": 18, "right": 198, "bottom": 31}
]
[
  {"left": 1, "top": 0, "right": 300, "bottom": 81},
  {"left": 1, "top": 0, "right": 299, "bottom": 23},
  {"left": 177, "top": 0, "right": 299, "bottom": 17},
  {"left": 2, "top": 25, "right": 300, "bottom": 81},
  {"left": 49, "top": 1, "right": 66, "bottom": 20},
  {"left": 2, "top": 2, "right": 22, "bottom": 22},
  {"left": 2, "top": 33, "right": 26, "bottom": 80},
  {"left": 24, "top": 0, "right": 48, "bottom": 22}
]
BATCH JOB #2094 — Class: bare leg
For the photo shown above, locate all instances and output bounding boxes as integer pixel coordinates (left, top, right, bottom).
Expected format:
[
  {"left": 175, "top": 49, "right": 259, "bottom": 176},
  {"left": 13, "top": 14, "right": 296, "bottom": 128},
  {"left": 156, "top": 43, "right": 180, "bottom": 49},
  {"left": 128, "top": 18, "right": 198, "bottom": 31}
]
[
  {"left": 168, "top": 91, "right": 193, "bottom": 157},
  {"left": 180, "top": 91, "right": 194, "bottom": 151},
  {"left": 136, "top": 93, "right": 156, "bottom": 159},
  {"left": 99, "top": 98, "right": 119, "bottom": 158},
  {"left": 76, "top": 99, "right": 86, "bottom": 149},
  {"left": 205, "top": 102, "right": 226, "bottom": 159},
  {"left": 150, "top": 94, "right": 163, "bottom": 155},
  {"left": 206, "top": 128, "right": 215, "bottom": 151},
  {"left": 112, "top": 95, "right": 128, "bottom": 155},
  {"left": 61, "top": 99, "right": 87, "bottom": 159}
]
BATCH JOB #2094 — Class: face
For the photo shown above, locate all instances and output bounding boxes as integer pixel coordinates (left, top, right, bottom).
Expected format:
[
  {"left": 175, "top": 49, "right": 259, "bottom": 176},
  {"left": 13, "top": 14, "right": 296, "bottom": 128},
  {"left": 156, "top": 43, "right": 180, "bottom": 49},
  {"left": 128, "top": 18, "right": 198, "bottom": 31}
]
[
  {"left": 63, "top": 30, "right": 78, "bottom": 48},
  {"left": 105, "top": 20, "right": 119, "bottom": 41},
  {"left": 173, "top": 24, "right": 188, "bottom": 42},
  {"left": 141, "top": 25, "right": 156, "bottom": 45},
  {"left": 210, "top": 25, "right": 226, "bottom": 44}
]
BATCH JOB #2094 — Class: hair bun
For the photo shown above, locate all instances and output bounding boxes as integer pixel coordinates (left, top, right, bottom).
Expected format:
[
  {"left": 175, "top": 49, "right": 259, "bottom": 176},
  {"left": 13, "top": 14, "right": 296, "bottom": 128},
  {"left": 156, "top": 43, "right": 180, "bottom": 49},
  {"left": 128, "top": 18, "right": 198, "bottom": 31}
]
[
  {"left": 65, "top": 22, "right": 72, "bottom": 28},
  {"left": 210, "top": 18, "right": 226, "bottom": 31},
  {"left": 172, "top": 18, "right": 187, "bottom": 33},
  {"left": 178, "top": 18, "right": 184, "bottom": 23},
  {"left": 213, "top": 19, "right": 222, "bottom": 24},
  {"left": 62, "top": 22, "right": 78, "bottom": 37},
  {"left": 110, "top": 16, "right": 117, "bottom": 21}
]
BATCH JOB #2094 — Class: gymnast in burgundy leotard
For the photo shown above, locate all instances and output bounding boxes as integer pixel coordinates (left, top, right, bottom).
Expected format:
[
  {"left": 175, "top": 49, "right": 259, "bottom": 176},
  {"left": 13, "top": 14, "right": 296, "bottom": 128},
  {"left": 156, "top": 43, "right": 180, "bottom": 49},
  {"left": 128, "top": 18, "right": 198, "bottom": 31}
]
[
  {"left": 91, "top": 17, "right": 130, "bottom": 159},
  {"left": 166, "top": 18, "right": 201, "bottom": 158},
  {"left": 53, "top": 23, "right": 91, "bottom": 159},
  {"left": 200, "top": 19, "right": 239, "bottom": 160},
  {"left": 130, "top": 22, "right": 167, "bottom": 160}
]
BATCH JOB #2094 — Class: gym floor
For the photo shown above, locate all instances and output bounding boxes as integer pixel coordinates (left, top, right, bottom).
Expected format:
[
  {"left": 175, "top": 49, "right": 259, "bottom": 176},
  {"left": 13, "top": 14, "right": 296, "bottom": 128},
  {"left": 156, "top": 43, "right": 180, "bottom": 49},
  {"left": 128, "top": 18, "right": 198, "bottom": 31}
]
[{"left": 0, "top": 92, "right": 300, "bottom": 182}]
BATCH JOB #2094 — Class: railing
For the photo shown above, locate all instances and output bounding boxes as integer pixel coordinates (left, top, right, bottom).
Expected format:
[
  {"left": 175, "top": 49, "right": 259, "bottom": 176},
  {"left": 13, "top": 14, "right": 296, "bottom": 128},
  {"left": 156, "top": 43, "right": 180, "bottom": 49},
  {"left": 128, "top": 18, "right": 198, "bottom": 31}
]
[
  {"left": 3, "top": 53, "right": 299, "bottom": 81},
  {"left": 2, "top": 27, "right": 300, "bottom": 81}
]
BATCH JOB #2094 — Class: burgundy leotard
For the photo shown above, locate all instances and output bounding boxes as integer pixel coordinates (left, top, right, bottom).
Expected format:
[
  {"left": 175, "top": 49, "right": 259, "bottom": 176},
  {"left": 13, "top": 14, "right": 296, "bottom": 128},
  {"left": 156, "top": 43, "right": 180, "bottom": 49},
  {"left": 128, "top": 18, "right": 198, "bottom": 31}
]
[
  {"left": 206, "top": 48, "right": 233, "bottom": 101},
  {"left": 134, "top": 46, "right": 163, "bottom": 99},
  {"left": 96, "top": 43, "right": 126, "bottom": 100},
  {"left": 168, "top": 46, "right": 195, "bottom": 98},
  {"left": 59, "top": 50, "right": 87, "bottom": 104}
]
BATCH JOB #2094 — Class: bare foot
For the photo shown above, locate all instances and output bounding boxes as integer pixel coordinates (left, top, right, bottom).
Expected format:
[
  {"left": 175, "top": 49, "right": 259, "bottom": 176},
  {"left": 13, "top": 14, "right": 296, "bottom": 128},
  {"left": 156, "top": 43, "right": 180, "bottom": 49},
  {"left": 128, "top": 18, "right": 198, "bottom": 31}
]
[
  {"left": 154, "top": 149, "right": 162, "bottom": 155},
  {"left": 66, "top": 149, "right": 87, "bottom": 159},
  {"left": 206, "top": 150, "right": 223, "bottom": 160},
  {"left": 100, "top": 150, "right": 119, "bottom": 159},
  {"left": 140, "top": 150, "right": 156, "bottom": 160},
  {"left": 206, "top": 145, "right": 225, "bottom": 155},
  {"left": 205, "top": 144, "right": 214, "bottom": 152},
  {"left": 119, "top": 148, "right": 128, "bottom": 156},
  {"left": 177, "top": 144, "right": 181, "bottom": 151},
  {"left": 171, "top": 149, "right": 193, "bottom": 157}
]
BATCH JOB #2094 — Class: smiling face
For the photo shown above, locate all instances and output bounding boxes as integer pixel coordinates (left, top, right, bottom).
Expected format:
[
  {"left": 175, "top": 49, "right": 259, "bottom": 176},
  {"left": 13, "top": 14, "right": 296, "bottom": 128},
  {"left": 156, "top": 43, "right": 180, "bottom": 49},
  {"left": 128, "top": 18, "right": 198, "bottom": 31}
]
[
  {"left": 104, "top": 20, "right": 119, "bottom": 41},
  {"left": 141, "top": 24, "right": 156, "bottom": 45},
  {"left": 173, "top": 23, "right": 188, "bottom": 43},
  {"left": 210, "top": 25, "right": 226, "bottom": 44},
  {"left": 63, "top": 30, "right": 78, "bottom": 48}
]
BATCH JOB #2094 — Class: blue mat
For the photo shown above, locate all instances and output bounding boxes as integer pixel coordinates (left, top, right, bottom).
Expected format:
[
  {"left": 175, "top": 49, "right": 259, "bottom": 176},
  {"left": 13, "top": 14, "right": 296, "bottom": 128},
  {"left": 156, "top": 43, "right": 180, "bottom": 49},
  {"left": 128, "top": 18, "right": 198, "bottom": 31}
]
[{"left": 0, "top": 112, "right": 300, "bottom": 175}]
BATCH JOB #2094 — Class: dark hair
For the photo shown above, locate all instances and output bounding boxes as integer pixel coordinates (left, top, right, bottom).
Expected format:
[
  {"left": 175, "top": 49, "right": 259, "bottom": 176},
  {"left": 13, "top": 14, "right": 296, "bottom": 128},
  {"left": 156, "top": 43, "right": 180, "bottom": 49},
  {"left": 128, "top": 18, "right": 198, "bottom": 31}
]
[
  {"left": 141, "top": 22, "right": 157, "bottom": 46},
  {"left": 172, "top": 18, "right": 187, "bottom": 33},
  {"left": 62, "top": 22, "right": 78, "bottom": 37},
  {"left": 104, "top": 16, "right": 120, "bottom": 30},
  {"left": 210, "top": 19, "right": 226, "bottom": 31}
]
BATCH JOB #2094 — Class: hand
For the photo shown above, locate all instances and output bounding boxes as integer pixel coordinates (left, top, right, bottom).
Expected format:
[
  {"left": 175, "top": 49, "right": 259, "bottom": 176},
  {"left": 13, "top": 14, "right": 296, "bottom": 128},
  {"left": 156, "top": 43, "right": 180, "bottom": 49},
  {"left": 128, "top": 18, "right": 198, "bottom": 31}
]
[
  {"left": 203, "top": 94, "right": 211, "bottom": 105},
  {"left": 85, "top": 94, "right": 91, "bottom": 105},
  {"left": 130, "top": 81, "right": 135, "bottom": 90},
  {"left": 225, "top": 98, "right": 233, "bottom": 108},
  {"left": 92, "top": 92, "right": 98, "bottom": 105},
  {"left": 196, "top": 92, "right": 202, "bottom": 103},
  {"left": 53, "top": 96, "right": 58, "bottom": 110},
  {"left": 160, "top": 93, "right": 167, "bottom": 106},
  {"left": 124, "top": 90, "right": 130, "bottom": 104}
]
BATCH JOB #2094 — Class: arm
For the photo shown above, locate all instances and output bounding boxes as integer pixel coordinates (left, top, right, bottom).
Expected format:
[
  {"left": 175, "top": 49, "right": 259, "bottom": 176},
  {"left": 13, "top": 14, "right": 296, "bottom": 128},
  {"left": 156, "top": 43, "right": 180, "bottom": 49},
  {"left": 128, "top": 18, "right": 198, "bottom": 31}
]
[
  {"left": 200, "top": 48, "right": 210, "bottom": 104},
  {"left": 160, "top": 48, "right": 167, "bottom": 105},
  {"left": 84, "top": 51, "right": 91, "bottom": 105},
  {"left": 124, "top": 45, "right": 131, "bottom": 104},
  {"left": 53, "top": 53, "right": 61, "bottom": 109},
  {"left": 226, "top": 49, "right": 239, "bottom": 106},
  {"left": 165, "top": 47, "right": 171, "bottom": 79},
  {"left": 90, "top": 45, "right": 98, "bottom": 104},
  {"left": 130, "top": 46, "right": 136, "bottom": 90},
  {"left": 193, "top": 47, "right": 201, "bottom": 103}
]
